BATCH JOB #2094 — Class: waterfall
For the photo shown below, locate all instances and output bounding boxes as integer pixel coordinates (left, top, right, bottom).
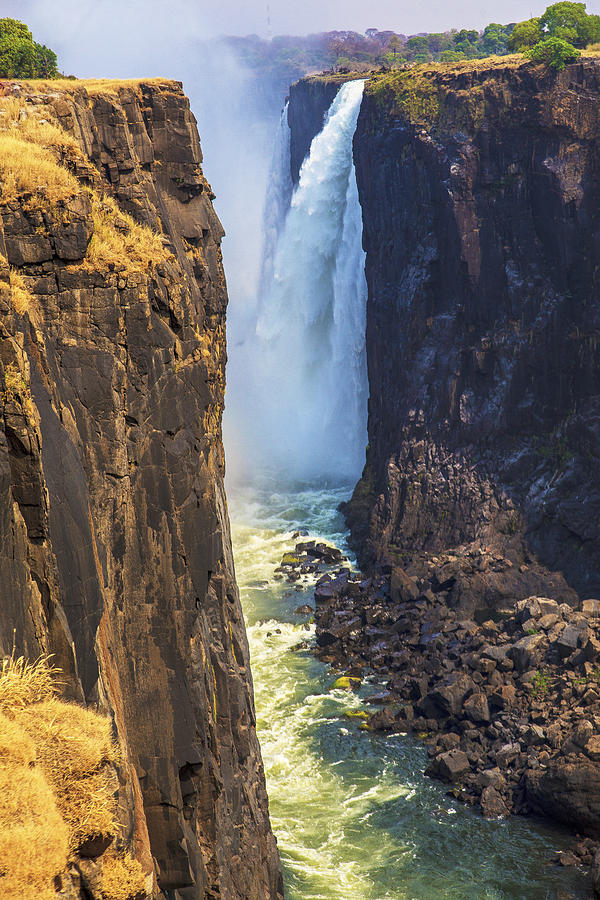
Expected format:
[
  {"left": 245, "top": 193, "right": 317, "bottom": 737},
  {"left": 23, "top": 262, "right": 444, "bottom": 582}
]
[
  {"left": 258, "top": 102, "right": 293, "bottom": 301},
  {"left": 249, "top": 79, "right": 368, "bottom": 484}
]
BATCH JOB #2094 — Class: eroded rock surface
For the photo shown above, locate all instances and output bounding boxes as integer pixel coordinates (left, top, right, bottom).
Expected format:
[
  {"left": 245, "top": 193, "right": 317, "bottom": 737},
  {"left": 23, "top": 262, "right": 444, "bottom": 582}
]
[
  {"left": 0, "top": 80, "right": 282, "bottom": 899},
  {"left": 341, "top": 60, "right": 600, "bottom": 600}
]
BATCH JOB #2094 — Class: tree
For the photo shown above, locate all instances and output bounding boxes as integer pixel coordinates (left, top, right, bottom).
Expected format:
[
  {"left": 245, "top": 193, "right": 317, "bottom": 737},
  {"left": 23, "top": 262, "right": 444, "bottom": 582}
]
[
  {"left": 527, "top": 35, "right": 581, "bottom": 67},
  {"left": 509, "top": 17, "right": 543, "bottom": 50},
  {"left": 440, "top": 49, "right": 467, "bottom": 62},
  {"left": 0, "top": 18, "right": 59, "bottom": 78},
  {"left": 388, "top": 35, "right": 403, "bottom": 56},
  {"left": 453, "top": 29, "right": 479, "bottom": 45},
  {"left": 34, "top": 44, "right": 58, "bottom": 78},
  {"left": 480, "top": 23, "right": 511, "bottom": 55},
  {"left": 539, "top": 1, "right": 600, "bottom": 46}
]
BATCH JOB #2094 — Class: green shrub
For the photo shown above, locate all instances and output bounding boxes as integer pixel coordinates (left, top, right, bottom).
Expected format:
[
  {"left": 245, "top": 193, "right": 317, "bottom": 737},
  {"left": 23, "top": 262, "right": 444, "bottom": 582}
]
[{"left": 526, "top": 36, "right": 581, "bottom": 68}]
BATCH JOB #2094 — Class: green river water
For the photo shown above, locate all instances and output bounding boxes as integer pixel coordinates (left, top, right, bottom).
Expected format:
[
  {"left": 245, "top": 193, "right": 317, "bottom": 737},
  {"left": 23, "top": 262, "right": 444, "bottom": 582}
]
[{"left": 229, "top": 477, "right": 590, "bottom": 900}]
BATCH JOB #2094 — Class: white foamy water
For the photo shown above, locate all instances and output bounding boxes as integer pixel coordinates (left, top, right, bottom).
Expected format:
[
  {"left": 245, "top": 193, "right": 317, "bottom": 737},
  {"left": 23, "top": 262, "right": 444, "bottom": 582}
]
[
  {"left": 230, "top": 482, "right": 587, "bottom": 900},
  {"left": 245, "top": 79, "right": 368, "bottom": 483},
  {"left": 258, "top": 101, "right": 294, "bottom": 300}
]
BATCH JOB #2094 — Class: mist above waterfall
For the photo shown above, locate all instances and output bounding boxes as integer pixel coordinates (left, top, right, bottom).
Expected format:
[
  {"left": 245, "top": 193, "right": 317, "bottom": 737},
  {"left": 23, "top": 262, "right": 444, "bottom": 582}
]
[{"left": 227, "top": 81, "right": 368, "bottom": 485}]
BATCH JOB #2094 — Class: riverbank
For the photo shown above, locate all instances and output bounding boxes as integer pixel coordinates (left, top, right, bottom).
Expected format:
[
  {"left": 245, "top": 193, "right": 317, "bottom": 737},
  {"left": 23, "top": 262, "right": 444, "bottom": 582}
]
[
  {"left": 230, "top": 478, "right": 592, "bottom": 899},
  {"left": 275, "top": 534, "right": 600, "bottom": 890}
]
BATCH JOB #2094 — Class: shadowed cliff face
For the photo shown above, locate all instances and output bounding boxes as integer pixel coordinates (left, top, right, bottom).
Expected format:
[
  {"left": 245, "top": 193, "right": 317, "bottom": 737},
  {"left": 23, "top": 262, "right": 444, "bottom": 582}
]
[
  {"left": 0, "top": 80, "right": 282, "bottom": 900},
  {"left": 331, "top": 59, "right": 600, "bottom": 603}
]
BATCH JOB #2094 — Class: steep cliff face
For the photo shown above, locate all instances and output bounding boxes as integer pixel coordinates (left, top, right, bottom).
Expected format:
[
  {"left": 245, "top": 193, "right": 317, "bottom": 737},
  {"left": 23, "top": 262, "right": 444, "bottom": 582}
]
[
  {"left": 340, "top": 58, "right": 600, "bottom": 603},
  {"left": 0, "top": 79, "right": 282, "bottom": 899}
]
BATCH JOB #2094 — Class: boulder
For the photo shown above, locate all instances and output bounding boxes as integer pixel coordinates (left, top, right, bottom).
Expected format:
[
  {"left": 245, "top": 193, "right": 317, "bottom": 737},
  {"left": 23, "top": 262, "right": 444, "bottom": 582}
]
[
  {"left": 462, "top": 692, "right": 491, "bottom": 724},
  {"left": 526, "top": 756, "right": 600, "bottom": 836},
  {"left": 390, "top": 568, "right": 420, "bottom": 603},
  {"left": 509, "top": 633, "right": 545, "bottom": 672},
  {"left": 480, "top": 785, "right": 509, "bottom": 819},
  {"left": 592, "top": 848, "right": 600, "bottom": 898},
  {"left": 426, "top": 749, "right": 470, "bottom": 783},
  {"left": 554, "top": 623, "right": 589, "bottom": 657},
  {"left": 582, "top": 599, "right": 600, "bottom": 617},
  {"left": 426, "top": 674, "right": 475, "bottom": 718}
]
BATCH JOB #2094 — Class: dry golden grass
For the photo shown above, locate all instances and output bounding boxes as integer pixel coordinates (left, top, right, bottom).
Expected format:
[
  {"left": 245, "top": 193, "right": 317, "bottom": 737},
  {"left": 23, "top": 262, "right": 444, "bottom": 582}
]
[
  {"left": 9, "top": 269, "right": 33, "bottom": 316},
  {"left": 0, "top": 710, "right": 69, "bottom": 900},
  {"left": 0, "top": 132, "right": 79, "bottom": 203},
  {"left": 16, "top": 697, "right": 120, "bottom": 850},
  {"left": 86, "top": 193, "right": 167, "bottom": 273},
  {"left": 0, "top": 654, "right": 59, "bottom": 710},
  {"left": 0, "top": 98, "right": 81, "bottom": 205},
  {"left": 19, "top": 77, "right": 176, "bottom": 95},
  {"left": 0, "top": 652, "right": 147, "bottom": 897},
  {"left": 0, "top": 95, "right": 167, "bottom": 275},
  {"left": 102, "top": 851, "right": 148, "bottom": 900}
]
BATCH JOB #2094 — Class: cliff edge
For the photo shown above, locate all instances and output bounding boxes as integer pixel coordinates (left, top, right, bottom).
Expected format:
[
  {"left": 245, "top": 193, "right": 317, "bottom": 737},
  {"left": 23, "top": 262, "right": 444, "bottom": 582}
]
[
  {"left": 343, "top": 57, "right": 600, "bottom": 607},
  {"left": 0, "top": 78, "right": 282, "bottom": 900}
]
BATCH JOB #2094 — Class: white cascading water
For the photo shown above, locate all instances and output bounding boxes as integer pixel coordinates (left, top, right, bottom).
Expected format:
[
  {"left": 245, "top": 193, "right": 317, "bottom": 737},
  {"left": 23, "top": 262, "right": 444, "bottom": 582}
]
[
  {"left": 258, "top": 101, "right": 293, "bottom": 301},
  {"left": 251, "top": 79, "right": 368, "bottom": 483}
]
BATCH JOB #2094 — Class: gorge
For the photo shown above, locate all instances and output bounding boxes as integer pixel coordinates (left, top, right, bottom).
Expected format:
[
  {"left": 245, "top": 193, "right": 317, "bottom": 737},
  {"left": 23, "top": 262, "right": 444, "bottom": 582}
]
[
  {"left": 1, "top": 45, "right": 600, "bottom": 900},
  {"left": 224, "top": 56, "right": 600, "bottom": 899}
]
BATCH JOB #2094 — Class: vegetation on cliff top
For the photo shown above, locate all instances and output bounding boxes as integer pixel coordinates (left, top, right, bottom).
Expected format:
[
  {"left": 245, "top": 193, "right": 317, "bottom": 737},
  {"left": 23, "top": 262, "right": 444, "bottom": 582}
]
[
  {"left": 0, "top": 93, "right": 168, "bottom": 279},
  {"left": 0, "top": 653, "right": 147, "bottom": 899},
  {"left": 227, "top": 1, "right": 599, "bottom": 80},
  {"left": 0, "top": 18, "right": 58, "bottom": 78}
]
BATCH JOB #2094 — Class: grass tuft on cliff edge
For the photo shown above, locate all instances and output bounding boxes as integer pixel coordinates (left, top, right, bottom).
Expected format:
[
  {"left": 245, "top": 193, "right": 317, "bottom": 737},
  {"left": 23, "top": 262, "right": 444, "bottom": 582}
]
[
  {"left": 0, "top": 653, "right": 146, "bottom": 900},
  {"left": 0, "top": 93, "right": 169, "bottom": 276}
]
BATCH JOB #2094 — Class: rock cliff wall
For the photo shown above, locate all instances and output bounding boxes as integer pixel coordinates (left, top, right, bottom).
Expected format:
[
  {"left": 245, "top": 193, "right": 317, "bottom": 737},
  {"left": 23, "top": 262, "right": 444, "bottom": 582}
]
[
  {"left": 337, "top": 59, "right": 600, "bottom": 605},
  {"left": 0, "top": 79, "right": 282, "bottom": 899}
]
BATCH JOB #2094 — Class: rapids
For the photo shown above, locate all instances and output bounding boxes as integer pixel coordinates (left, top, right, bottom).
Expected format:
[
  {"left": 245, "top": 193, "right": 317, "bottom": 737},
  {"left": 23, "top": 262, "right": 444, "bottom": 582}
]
[
  {"left": 230, "top": 480, "right": 589, "bottom": 900},
  {"left": 225, "top": 80, "right": 590, "bottom": 899}
]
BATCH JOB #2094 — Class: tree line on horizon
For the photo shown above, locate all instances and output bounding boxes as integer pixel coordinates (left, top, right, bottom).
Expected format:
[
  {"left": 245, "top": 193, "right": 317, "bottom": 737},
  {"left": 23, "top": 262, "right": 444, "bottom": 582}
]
[{"left": 226, "top": 2, "right": 600, "bottom": 76}]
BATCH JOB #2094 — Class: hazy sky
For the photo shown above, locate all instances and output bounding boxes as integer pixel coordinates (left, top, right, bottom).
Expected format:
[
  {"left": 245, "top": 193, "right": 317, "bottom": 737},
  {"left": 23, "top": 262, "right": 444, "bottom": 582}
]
[{"left": 5, "top": 0, "right": 600, "bottom": 79}]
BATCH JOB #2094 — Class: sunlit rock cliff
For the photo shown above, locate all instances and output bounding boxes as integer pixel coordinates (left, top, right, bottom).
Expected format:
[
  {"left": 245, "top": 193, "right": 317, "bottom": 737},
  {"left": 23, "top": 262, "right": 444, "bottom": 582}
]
[{"left": 0, "top": 78, "right": 282, "bottom": 900}]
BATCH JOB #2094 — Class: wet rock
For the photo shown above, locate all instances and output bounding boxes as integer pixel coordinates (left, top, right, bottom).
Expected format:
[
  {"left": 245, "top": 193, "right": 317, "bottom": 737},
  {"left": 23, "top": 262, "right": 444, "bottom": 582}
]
[
  {"left": 366, "top": 707, "right": 396, "bottom": 731},
  {"left": 332, "top": 675, "right": 362, "bottom": 691},
  {"left": 480, "top": 786, "right": 509, "bottom": 819},
  {"left": 426, "top": 749, "right": 470, "bottom": 784}
]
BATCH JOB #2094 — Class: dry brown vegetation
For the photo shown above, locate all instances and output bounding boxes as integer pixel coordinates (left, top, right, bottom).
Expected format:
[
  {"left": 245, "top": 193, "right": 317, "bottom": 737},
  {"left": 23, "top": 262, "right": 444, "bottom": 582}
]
[
  {"left": 86, "top": 193, "right": 167, "bottom": 274},
  {"left": 0, "top": 131, "right": 79, "bottom": 203},
  {"left": 9, "top": 268, "right": 33, "bottom": 315},
  {"left": 0, "top": 97, "right": 81, "bottom": 203},
  {"left": 0, "top": 95, "right": 168, "bottom": 275},
  {"left": 102, "top": 851, "right": 148, "bottom": 900},
  {"left": 0, "top": 654, "right": 145, "bottom": 899},
  {"left": 0, "top": 710, "right": 68, "bottom": 900},
  {"left": 19, "top": 77, "right": 176, "bottom": 95}
]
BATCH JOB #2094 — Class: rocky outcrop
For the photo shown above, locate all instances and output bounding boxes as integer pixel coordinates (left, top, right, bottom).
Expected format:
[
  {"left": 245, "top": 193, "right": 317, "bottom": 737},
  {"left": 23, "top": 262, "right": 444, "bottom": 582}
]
[
  {"left": 310, "top": 555, "right": 600, "bottom": 842},
  {"left": 340, "top": 59, "right": 600, "bottom": 603},
  {"left": 0, "top": 80, "right": 282, "bottom": 899}
]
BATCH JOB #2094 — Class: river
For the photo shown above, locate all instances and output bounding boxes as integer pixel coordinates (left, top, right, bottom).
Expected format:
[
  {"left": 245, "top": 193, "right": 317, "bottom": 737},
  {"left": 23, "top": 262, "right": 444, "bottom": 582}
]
[{"left": 229, "top": 476, "right": 589, "bottom": 900}]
